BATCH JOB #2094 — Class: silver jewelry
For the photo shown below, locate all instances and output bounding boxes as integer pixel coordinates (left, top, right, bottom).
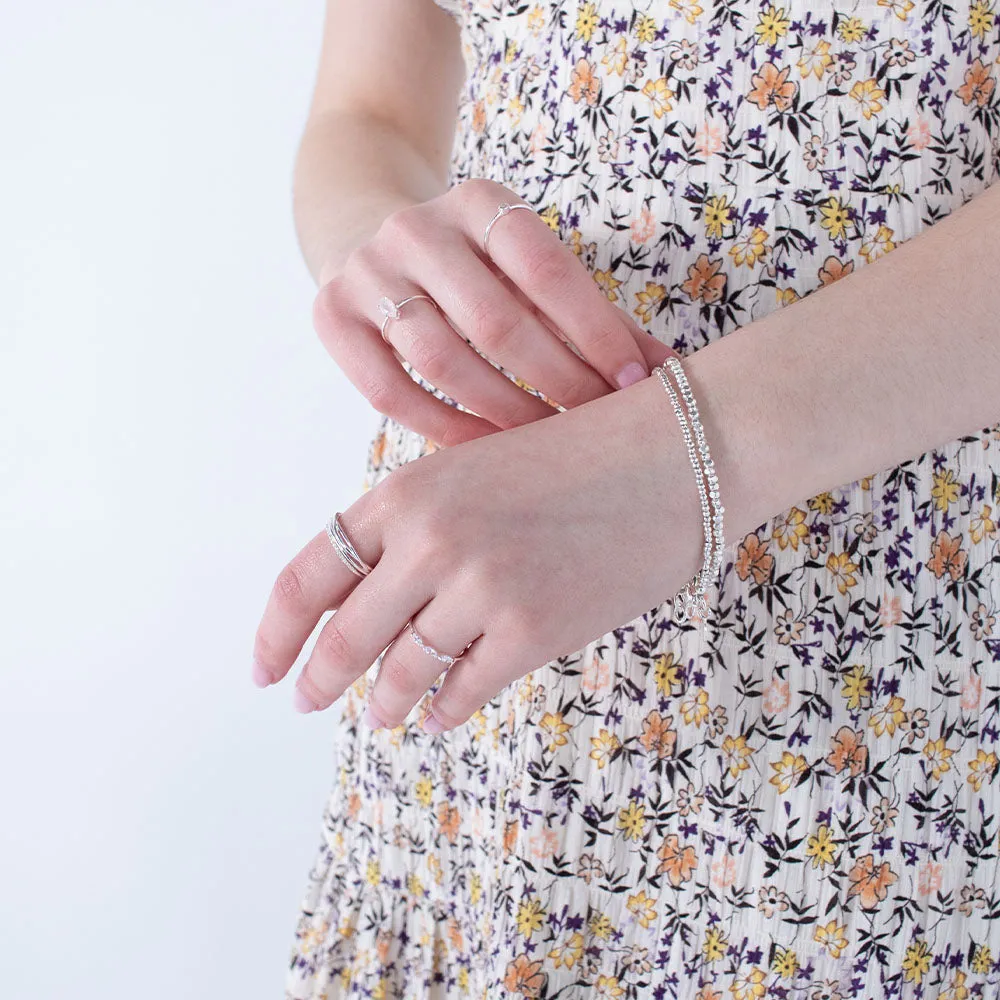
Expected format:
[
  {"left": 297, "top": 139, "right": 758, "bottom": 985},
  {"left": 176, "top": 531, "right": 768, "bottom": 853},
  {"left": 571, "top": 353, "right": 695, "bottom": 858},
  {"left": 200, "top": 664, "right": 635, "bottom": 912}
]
[
  {"left": 407, "top": 621, "right": 469, "bottom": 667},
  {"left": 482, "top": 201, "right": 534, "bottom": 256},
  {"left": 325, "top": 512, "right": 373, "bottom": 578},
  {"left": 377, "top": 294, "right": 436, "bottom": 344},
  {"left": 653, "top": 360, "right": 725, "bottom": 625}
]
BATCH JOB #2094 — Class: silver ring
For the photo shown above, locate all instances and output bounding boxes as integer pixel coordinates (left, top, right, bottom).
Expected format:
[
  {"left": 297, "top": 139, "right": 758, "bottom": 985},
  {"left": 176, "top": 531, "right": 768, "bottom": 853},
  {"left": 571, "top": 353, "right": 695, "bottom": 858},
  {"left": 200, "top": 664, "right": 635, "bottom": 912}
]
[
  {"left": 325, "top": 512, "right": 373, "bottom": 578},
  {"left": 482, "top": 202, "right": 534, "bottom": 256},
  {"left": 407, "top": 621, "right": 471, "bottom": 667},
  {"left": 377, "top": 294, "right": 436, "bottom": 345}
]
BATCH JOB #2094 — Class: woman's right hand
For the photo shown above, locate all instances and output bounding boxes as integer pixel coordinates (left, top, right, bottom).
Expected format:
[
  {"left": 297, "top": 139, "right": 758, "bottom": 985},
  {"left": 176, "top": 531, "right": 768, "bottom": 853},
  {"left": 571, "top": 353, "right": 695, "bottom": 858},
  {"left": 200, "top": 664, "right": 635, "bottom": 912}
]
[{"left": 312, "top": 177, "right": 677, "bottom": 447}]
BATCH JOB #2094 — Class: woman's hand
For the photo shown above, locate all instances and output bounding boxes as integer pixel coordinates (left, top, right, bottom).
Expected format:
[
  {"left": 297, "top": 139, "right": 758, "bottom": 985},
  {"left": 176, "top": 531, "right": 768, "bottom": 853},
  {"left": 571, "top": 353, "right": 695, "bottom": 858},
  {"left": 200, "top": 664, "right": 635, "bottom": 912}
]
[
  {"left": 251, "top": 374, "right": 710, "bottom": 733},
  {"left": 313, "top": 177, "right": 677, "bottom": 448}
]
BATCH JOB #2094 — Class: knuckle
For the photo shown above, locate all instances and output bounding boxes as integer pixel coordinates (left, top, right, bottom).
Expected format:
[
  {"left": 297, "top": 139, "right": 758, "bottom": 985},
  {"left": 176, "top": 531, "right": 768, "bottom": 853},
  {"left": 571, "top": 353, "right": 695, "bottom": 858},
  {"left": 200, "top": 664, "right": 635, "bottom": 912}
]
[
  {"left": 378, "top": 205, "right": 424, "bottom": 249},
  {"left": 273, "top": 560, "right": 308, "bottom": 613},
  {"left": 378, "top": 653, "right": 416, "bottom": 695},
  {"left": 311, "top": 280, "right": 352, "bottom": 342},
  {"left": 467, "top": 298, "right": 523, "bottom": 353},
  {"left": 315, "top": 616, "right": 355, "bottom": 666},
  {"left": 428, "top": 696, "right": 470, "bottom": 731},
  {"left": 363, "top": 378, "right": 399, "bottom": 416},
  {"left": 409, "top": 338, "right": 459, "bottom": 387},
  {"left": 453, "top": 177, "right": 500, "bottom": 206},
  {"left": 521, "top": 243, "right": 575, "bottom": 291}
]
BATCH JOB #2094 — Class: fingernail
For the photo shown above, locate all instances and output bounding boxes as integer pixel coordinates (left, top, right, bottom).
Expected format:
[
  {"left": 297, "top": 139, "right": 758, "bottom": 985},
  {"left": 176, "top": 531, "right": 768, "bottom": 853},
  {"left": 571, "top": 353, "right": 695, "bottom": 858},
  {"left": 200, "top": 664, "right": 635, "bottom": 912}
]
[
  {"left": 422, "top": 712, "right": 445, "bottom": 734},
  {"left": 615, "top": 361, "right": 647, "bottom": 389},
  {"left": 363, "top": 705, "right": 384, "bottom": 729},
  {"left": 293, "top": 687, "right": 316, "bottom": 714},
  {"left": 252, "top": 659, "right": 273, "bottom": 688}
]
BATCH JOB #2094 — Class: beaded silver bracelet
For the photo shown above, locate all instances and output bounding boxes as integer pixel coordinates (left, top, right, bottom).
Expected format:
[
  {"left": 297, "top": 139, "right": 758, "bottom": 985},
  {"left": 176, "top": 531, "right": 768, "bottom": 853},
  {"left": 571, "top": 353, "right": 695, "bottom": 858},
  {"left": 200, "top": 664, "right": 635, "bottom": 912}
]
[{"left": 653, "top": 360, "right": 726, "bottom": 624}]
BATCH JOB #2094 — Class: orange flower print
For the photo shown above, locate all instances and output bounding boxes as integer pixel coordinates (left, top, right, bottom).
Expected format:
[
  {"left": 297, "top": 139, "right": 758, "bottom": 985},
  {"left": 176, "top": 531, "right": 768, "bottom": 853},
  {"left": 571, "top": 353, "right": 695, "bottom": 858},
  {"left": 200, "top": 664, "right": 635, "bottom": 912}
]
[
  {"left": 735, "top": 531, "right": 774, "bottom": 584},
  {"left": 630, "top": 205, "right": 656, "bottom": 243},
  {"left": 817, "top": 255, "right": 854, "bottom": 285},
  {"left": 847, "top": 854, "right": 898, "bottom": 909},
  {"left": 568, "top": 58, "right": 600, "bottom": 106},
  {"left": 437, "top": 801, "right": 460, "bottom": 844},
  {"left": 827, "top": 726, "right": 868, "bottom": 777},
  {"left": 926, "top": 530, "right": 968, "bottom": 581},
  {"left": 503, "top": 955, "right": 546, "bottom": 997},
  {"left": 655, "top": 834, "right": 698, "bottom": 886},
  {"left": 957, "top": 58, "right": 996, "bottom": 107},
  {"left": 879, "top": 593, "right": 903, "bottom": 628},
  {"left": 747, "top": 62, "right": 798, "bottom": 112},
  {"left": 682, "top": 254, "right": 727, "bottom": 303},
  {"left": 762, "top": 676, "right": 792, "bottom": 713},
  {"left": 639, "top": 711, "right": 678, "bottom": 760},
  {"left": 960, "top": 672, "right": 983, "bottom": 711},
  {"left": 916, "top": 861, "right": 944, "bottom": 897}
]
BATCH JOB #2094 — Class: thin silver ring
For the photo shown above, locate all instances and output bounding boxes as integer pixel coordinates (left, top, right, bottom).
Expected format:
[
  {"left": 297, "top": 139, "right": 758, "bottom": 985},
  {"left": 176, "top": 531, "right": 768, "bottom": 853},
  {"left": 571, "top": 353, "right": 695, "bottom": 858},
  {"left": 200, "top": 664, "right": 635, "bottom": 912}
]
[
  {"left": 377, "top": 294, "right": 436, "bottom": 345},
  {"left": 406, "top": 621, "right": 471, "bottom": 667},
  {"left": 482, "top": 201, "right": 534, "bottom": 256},
  {"left": 325, "top": 512, "right": 373, "bottom": 578}
]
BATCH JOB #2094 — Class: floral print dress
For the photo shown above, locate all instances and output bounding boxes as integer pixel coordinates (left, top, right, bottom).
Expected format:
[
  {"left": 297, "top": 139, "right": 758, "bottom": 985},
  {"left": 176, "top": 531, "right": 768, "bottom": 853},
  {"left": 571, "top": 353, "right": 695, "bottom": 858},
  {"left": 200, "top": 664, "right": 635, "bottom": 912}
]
[{"left": 285, "top": 2, "right": 1000, "bottom": 998}]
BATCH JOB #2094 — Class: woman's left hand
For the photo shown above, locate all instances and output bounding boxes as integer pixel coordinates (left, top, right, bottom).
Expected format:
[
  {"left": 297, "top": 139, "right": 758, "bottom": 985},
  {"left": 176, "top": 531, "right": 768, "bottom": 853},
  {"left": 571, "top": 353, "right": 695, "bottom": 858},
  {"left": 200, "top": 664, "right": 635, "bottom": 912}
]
[{"left": 251, "top": 374, "right": 708, "bottom": 733}]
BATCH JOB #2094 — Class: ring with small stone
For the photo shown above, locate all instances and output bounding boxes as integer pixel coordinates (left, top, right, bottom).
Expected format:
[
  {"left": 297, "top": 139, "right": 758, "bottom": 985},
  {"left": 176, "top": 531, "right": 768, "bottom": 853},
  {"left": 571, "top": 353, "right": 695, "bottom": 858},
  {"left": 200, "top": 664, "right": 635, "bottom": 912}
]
[
  {"left": 377, "top": 293, "right": 437, "bottom": 345},
  {"left": 482, "top": 201, "right": 534, "bottom": 256},
  {"left": 407, "top": 620, "right": 472, "bottom": 667}
]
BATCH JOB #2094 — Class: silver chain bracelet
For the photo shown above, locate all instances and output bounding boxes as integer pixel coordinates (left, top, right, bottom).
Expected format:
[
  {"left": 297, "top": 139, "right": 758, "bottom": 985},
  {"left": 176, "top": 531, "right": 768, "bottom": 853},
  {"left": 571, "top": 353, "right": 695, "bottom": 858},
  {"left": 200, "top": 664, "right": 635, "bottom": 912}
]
[{"left": 653, "top": 359, "right": 726, "bottom": 624}]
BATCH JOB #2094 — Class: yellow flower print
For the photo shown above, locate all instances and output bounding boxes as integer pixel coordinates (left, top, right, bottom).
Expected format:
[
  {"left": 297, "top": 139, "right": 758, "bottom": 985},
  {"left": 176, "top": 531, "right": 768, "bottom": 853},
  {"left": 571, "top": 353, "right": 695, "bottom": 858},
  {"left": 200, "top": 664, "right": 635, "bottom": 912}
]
[
  {"left": 406, "top": 872, "right": 425, "bottom": 897},
  {"left": 595, "top": 976, "right": 625, "bottom": 999},
  {"left": 654, "top": 652, "right": 683, "bottom": 696},
  {"left": 860, "top": 223, "right": 896, "bottom": 262},
  {"left": 776, "top": 287, "right": 799, "bottom": 306},
  {"left": 728, "top": 966, "right": 766, "bottom": 1000},
  {"left": 842, "top": 664, "right": 872, "bottom": 710},
  {"left": 722, "top": 734, "right": 754, "bottom": 778},
  {"left": 755, "top": 5, "right": 790, "bottom": 46},
  {"left": 507, "top": 95, "right": 525, "bottom": 127},
  {"left": 972, "top": 944, "right": 993, "bottom": 974},
  {"left": 618, "top": 801, "right": 648, "bottom": 841},
  {"left": 932, "top": 468, "right": 961, "bottom": 512},
  {"left": 826, "top": 551, "right": 859, "bottom": 595},
  {"left": 729, "top": 227, "right": 770, "bottom": 267},
  {"left": 805, "top": 824, "right": 838, "bottom": 869},
  {"left": 589, "top": 912, "right": 614, "bottom": 939},
  {"left": 971, "top": 504, "right": 998, "bottom": 543},
  {"left": 415, "top": 776, "right": 433, "bottom": 807},
  {"left": 589, "top": 728, "right": 622, "bottom": 769},
  {"left": 527, "top": 5, "right": 545, "bottom": 33},
  {"left": 547, "top": 931, "right": 585, "bottom": 969},
  {"left": 575, "top": 2, "right": 599, "bottom": 41},
  {"left": 539, "top": 203, "right": 561, "bottom": 231},
  {"left": 970, "top": 1, "right": 996, "bottom": 40},
  {"left": 838, "top": 16, "right": 867, "bottom": 42},
  {"left": 770, "top": 751, "right": 808, "bottom": 793},
  {"left": 626, "top": 889, "right": 658, "bottom": 929},
  {"left": 633, "top": 281, "right": 666, "bottom": 323},
  {"left": 797, "top": 39, "right": 832, "bottom": 80},
  {"left": 593, "top": 268, "right": 623, "bottom": 302},
  {"left": 939, "top": 971, "right": 970, "bottom": 1000},
  {"left": 808, "top": 491, "right": 835, "bottom": 515},
  {"left": 469, "top": 872, "right": 482, "bottom": 904},
  {"left": 540, "top": 711, "right": 572, "bottom": 751},
  {"left": 704, "top": 194, "right": 735, "bottom": 238},
  {"left": 602, "top": 36, "right": 628, "bottom": 77},
  {"left": 869, "top": 695, "right": 906, "bottom": 737},
  {"left": 820, "top": 197, "right": 853, "bottom": 240},
  {"left": 772, "top": 506, "right": 809, "bottom": 550},
  {"left": 504, "top": 38, "right": 518, "bottom": 63},
  {"left": 923, "top": 737, "right": 954, "bottom": 780},
  {"left": 516, "top": 896, "right": 546, "bottom": 937},
  {"left": 902, "top": 938, "right": 932, "bottom": 984},
  {"left": 850, "top": 78, "right": 886, "bottom": 120},
  {"left": 642, "top": 76, "right": 675, "bottom": 118},
  {"left": 879, "top": 0, "right": 915, "bottom": 20},
  {"left": 703, "top": 926, "right": 728, "bottom": 962},
  {"left": 771, "top": 947, "right": 799, "bottom": 979},
  {"left": 681, "top": 688, "right": 711, "bottom": 727},
  {"left": 813, "top": 919, "right": 849, "bottom": 958},
  {"left": 365, "top": 858, "right": 381, "bottom": 885},
  {"left": 635, "top": 14, "right": 658, "bottom": 43},
  {"left": 968, "top": 749, "right": 999, "bottom": 791},
  {"left": 670, "top": 0, "right": 704, "bottom": 25}
]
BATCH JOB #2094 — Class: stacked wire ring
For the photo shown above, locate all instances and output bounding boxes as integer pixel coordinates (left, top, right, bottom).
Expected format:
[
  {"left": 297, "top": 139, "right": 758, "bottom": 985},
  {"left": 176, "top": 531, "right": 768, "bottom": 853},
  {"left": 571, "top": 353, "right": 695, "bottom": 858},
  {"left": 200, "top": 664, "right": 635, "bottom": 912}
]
[
  {"left": 325, "top": 512, "right": 373, "bottom": 578},
  {"left": 482, "top": 201, "right": 534, "bottom": 256},
  {"left": 378, "top": 293, "right": 436, "bottom": 345},
  {"left": 407, "top": 621, "right": 470, "bottom": 667}
]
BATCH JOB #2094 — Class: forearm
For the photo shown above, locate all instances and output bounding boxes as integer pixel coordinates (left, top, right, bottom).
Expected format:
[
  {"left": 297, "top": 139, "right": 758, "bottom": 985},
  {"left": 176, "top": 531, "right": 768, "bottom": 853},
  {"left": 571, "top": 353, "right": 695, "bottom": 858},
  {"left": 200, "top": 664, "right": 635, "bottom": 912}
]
[
  {"left": 292, "top": 110, "right": 450, "bottom": 287},
  {"left": 680, "top": 180, "right": 1000, "bottom": 541}
]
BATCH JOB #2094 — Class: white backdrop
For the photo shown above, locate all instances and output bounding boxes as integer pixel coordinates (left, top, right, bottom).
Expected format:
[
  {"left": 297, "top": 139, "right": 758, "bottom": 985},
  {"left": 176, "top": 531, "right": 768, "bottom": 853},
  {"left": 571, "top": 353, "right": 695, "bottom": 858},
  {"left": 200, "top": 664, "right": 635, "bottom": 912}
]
[{"left": 0, "top": 3, "right": 379, "bottom": 996}]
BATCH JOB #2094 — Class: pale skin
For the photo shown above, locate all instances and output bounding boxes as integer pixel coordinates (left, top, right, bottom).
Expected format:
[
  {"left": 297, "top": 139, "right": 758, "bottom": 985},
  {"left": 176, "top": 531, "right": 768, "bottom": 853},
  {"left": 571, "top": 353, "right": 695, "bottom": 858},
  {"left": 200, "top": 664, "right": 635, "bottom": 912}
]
[{"left": 253, "top": 0, "right": 1000, "bottom": 733}]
